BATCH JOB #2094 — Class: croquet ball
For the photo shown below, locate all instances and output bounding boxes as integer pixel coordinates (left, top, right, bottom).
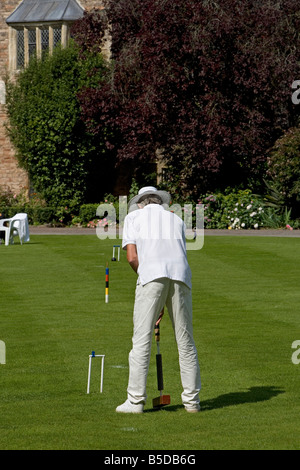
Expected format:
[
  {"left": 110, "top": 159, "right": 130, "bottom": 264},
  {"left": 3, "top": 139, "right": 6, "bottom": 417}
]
[{"left": 111, "top": 257, "right": 116, "bottom": 261}]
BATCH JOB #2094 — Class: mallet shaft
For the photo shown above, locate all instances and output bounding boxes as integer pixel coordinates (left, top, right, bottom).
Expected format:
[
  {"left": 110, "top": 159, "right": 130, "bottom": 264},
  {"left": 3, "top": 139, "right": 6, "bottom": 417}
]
[{"left": 156, "top": 353, "right": 164, "bottom": 391}]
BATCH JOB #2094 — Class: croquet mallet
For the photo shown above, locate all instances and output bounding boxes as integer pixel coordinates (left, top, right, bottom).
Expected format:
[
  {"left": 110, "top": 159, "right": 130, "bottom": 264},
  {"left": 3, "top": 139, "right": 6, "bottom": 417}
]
[{"left": 152, "top": 308, "right": 171, "bottom": 408}]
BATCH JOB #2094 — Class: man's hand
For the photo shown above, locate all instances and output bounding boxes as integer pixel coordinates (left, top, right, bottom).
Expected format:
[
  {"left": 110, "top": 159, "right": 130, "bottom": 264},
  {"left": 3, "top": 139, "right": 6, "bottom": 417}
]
[{"left": 126, "top": 244, "right": 139, "bottom": 273}]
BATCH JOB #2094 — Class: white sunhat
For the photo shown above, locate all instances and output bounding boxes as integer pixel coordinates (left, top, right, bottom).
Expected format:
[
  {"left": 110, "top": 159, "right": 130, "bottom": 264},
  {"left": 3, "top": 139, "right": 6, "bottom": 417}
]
[{"left": 128, "top": 186, "right": 171, "bottom": 212}]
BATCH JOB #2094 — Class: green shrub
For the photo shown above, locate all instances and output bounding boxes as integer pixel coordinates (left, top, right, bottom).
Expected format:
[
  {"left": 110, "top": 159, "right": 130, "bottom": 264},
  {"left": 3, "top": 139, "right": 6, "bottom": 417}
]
[
  {"left": 77, "top": 195, "right": 120, "bottom": 227},
  {"left": 0, "top": 205, "right": 56, "bottom": 224},
  {"left": 1, "top": 185, "right": 299, "bottom": 229},
  {"left": 5, "top": 41, "right": 110, "bottom": 208},
  {"left": 79, "top": 204, "right": 99, "bottom": 224},
  {"left": 267, "top": 127, "right": 300, "bottom": 217}
]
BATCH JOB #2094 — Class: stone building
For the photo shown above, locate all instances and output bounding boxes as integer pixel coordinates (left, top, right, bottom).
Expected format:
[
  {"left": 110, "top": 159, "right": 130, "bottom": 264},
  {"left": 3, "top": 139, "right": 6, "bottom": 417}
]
[{"left": 0, "top": 0, "right": 104, "bottom": 197}]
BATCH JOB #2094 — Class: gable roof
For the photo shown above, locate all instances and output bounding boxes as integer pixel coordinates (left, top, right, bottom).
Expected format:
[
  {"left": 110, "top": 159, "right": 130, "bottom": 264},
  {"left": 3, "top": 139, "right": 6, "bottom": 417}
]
[{"left": 6, "top": 0, "right": 85, "bottom": 24}]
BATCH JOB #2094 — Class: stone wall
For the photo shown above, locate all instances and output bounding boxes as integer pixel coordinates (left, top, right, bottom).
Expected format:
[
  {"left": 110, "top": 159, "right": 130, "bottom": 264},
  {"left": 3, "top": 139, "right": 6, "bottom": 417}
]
[
  {"left": 78, "top": 0, "right": 104, "bottom": 10},
  {"left": 0, "top": 1, "right": 17, "bottom": 78},
  {"left": 0, "top": 102, "right": 28, "bottom": 194},
  {"left": 0, "top": 0, "right": 29, "bottom": 195}
]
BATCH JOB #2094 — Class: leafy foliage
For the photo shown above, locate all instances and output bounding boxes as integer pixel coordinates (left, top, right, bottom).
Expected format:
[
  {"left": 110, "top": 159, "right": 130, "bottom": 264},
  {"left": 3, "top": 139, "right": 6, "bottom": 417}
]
[
  {"left": 6, "top": 42, "right": 111, "bottom": 209},
  {"left": 197, "top": 189, "right": 265, "bottom": 229},
  {"left": 266, "top": 127, "right": 300, "bottom": 217},
  {"left": 72, "top": 0, "right": 300, "bottom": 194}
]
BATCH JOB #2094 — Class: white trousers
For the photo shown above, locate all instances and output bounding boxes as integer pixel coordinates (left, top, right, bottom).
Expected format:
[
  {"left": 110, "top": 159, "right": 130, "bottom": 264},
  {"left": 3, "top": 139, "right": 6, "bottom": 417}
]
[{"left": 127, "top": 278, "right": 201, "bottom": 407}]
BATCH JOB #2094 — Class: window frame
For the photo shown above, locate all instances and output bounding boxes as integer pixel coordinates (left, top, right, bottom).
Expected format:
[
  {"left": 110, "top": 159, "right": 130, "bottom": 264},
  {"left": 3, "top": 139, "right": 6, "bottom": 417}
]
[{"left": 8, "top": 22, "right": 70, "bottom": 71}]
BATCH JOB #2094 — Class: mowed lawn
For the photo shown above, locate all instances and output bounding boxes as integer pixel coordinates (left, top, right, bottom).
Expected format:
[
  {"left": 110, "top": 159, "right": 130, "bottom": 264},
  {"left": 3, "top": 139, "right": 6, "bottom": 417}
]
[{"left": 0, "top": 233, "right": 300, "bottom": 450}]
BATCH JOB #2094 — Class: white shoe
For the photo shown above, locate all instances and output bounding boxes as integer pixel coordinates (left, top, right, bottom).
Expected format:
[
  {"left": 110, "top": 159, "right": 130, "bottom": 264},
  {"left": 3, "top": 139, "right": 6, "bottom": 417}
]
[
  {"left": 116, "top": 399, "right": 144, "bottom": 414},
  {"left": 185, "top": 404, "right": 200, "bottom": 413}
]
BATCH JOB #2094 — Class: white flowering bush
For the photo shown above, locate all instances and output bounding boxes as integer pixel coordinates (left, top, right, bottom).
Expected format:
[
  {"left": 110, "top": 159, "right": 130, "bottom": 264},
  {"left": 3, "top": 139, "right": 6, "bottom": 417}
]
[
  {"left": 198, "top": 189, "right": 266, "bottom": 229},
  {"left": 223, "top": 200, "right": 264, "bottom": 230}
]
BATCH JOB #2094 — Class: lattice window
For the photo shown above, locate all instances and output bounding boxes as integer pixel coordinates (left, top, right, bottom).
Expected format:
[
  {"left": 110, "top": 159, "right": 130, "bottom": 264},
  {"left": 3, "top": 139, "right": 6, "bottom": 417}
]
[
  {"left": 53, "top": 27, "right": 61, "bottom": 48},
  {"left": 41, "top": 29, "right": 49, "bottom": 52},
  {"left": 10, "top": 25, "right": 65, "bottom": 71},
  {"left": 28, "top": 29, "right": 36, "bottom": 58},
  {"left": 17, "top": 29, "right": 25, "bottom": 68}
]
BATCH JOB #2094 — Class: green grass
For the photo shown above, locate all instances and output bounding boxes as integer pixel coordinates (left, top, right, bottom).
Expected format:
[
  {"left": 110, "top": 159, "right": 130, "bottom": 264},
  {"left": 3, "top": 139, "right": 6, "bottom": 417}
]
[{"left": 0, "top": 234, "right": 300, "bottom": 450}]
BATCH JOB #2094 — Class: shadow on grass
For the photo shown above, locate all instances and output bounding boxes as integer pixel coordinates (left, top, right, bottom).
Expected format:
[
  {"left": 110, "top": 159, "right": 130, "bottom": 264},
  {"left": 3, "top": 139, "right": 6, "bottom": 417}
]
[
  {"left": 200, "top": 386, "right": 284, "bottom": 412},
  {"left": 146, "top": 386, "right": 284, "bottom": 413}
]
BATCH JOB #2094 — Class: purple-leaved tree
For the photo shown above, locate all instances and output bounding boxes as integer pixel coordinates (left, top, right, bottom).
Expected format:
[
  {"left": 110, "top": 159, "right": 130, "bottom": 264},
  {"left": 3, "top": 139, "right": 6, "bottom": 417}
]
[{"left": 72, "top": 0, "right": 300, "bottom": 196}]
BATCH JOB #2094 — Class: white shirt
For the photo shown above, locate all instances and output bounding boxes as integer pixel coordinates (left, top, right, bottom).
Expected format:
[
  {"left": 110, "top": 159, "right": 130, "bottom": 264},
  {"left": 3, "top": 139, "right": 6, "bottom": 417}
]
[{"left": 122, "top": 204, "right": 192, "bottom": 288}]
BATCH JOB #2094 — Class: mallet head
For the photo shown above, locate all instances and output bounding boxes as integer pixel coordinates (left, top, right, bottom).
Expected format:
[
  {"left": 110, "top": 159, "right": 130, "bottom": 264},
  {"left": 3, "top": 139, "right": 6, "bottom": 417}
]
[{"left": 152, "top": 394, "right": 171, "bottom": 408}]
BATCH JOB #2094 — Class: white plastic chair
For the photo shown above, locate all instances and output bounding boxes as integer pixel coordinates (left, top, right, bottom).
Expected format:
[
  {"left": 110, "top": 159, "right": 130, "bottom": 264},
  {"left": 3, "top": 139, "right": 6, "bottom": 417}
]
[
  {"left": 0, "top": 213, "right": 30, "bottom": 245},
  {"left": 0, "top": 219, "right": 11, "bottom": 245}
]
